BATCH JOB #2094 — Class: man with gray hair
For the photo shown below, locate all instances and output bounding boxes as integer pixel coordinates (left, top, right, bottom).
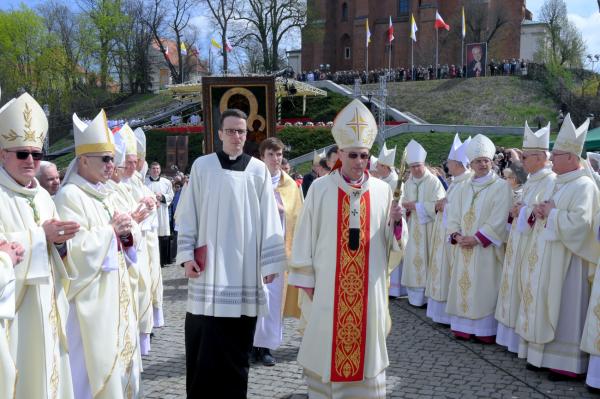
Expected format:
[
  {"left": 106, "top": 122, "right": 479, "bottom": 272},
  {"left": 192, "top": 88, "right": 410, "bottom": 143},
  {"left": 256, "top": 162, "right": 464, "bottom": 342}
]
[{"left": 36, "top": 160, "right": 60, "bottom": 195}]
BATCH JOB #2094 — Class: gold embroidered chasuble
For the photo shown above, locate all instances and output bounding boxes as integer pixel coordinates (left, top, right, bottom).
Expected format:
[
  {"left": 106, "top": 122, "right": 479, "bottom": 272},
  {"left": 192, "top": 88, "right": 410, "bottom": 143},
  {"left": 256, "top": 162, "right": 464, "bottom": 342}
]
[
  {"left": 446, "top": 173, "right": 512, "bottom": 320},
  {"left": 426, "top": 171, "right": 472, "bottom": 302},
  {"left": 495, "top": 167, "right": 555, "bottom": 329},
  {"left": 288, "top": 171, "right": 407, "bottom": 383},
  {"left": 54, "top": 174, "right": 139, "bottom": 398},
  {"left": 514, "top": 169, "right": 600, "bottom": 345},
  {"left": 106, "top": 179, "right": 153, "bottom": 335},
  {"left": 0, "top": 167, "right": 75, "bottom": 399},
  {"left": 400, "top": 170, "right": 445, "bottom": 289}
]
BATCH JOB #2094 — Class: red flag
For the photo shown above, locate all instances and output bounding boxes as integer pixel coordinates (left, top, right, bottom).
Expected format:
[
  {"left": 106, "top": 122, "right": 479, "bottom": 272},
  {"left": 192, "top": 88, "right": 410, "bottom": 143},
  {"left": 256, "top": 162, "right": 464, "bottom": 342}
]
[
  {"left": 387, "top": 16, "right": 395, "bottom": 42},
  {"left": 435, "top": 11, "right": 450, "bottom": 31}
]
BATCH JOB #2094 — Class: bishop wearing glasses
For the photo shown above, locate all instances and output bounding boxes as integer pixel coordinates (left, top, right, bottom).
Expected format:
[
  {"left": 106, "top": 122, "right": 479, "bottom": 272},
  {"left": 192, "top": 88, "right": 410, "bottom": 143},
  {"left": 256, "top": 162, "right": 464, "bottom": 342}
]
[
  {"left": 0, "top": 89, "right": 80, "bottom": 398},
  {"left": 54, "top": 110, "right": 141, "bottom": 398},
  {"left": 288, "top": 99, "right": 407, "bottom": 398}
]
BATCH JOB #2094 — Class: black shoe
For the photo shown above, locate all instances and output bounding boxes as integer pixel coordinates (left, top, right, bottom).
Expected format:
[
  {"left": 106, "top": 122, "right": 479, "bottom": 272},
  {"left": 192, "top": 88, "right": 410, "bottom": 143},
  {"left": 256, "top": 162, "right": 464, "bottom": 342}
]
[
  {"left": 526, "top": 363, "right": 544, "bottom": 372},
  {"left": 547, "top": 371, "right": 583, "bottom": 382},
  {"left": 587, "top": 385, "right": 600, "bottom": 395},
  {"left": 260, "top": 348, "right": 276, "bottom": 367}
]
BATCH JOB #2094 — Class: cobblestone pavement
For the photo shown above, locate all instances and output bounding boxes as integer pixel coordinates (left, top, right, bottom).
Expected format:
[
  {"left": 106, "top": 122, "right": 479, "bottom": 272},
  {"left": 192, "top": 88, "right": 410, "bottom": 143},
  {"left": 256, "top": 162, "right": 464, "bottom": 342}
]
[{"left": 142, "top": 264, "right": 596, "bottom": 398}]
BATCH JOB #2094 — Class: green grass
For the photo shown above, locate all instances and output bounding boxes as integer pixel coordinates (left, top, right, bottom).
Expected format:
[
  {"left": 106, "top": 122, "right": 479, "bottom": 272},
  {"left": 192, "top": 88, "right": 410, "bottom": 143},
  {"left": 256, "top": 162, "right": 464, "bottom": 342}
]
[
  {"left": 48, "top": 136, "right": 73, "bottom": 153},
  {"left": 368, "top": 76, "right": 558, "bottom": 128},
  {"left": 108, "top": 93, "right": 176, "bottom": 120}
]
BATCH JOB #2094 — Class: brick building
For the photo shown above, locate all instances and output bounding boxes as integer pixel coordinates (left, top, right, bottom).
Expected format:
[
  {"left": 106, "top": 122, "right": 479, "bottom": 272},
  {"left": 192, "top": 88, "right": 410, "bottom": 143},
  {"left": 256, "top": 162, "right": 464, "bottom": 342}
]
[{"left": 302, "top": 0, "right": 533, "bottom": 72}]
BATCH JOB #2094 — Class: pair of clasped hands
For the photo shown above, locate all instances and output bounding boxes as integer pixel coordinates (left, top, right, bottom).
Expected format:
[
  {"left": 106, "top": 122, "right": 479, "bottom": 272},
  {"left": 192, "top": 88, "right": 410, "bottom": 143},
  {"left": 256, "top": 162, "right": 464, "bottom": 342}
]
[
  {"left": 510, "top": 200, "right": 555, "bottom": 222},
  {"left": 113, "top": 196, "right": 158, "bottom": 236}
]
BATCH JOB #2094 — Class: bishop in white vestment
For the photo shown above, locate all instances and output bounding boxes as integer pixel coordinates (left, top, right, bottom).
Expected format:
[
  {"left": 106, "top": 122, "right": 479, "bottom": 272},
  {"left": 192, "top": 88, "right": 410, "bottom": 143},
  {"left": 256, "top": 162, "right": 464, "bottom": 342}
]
[
  {"left": 289, "top": 100, "right": 407, "bottom": 398},
  {"left": 401, "top": 140, "right": 445, "bottom": 307},
  {"left": 517, "top": 114, "right": 600, "bottom": 380},
  {"left": 426, "top": 135, "right": 472, "bottom": 324},
  {"left": 55, "top": 110, "right": 141, "bottom": 398},
  {"left": 446, "top": 134, "right": 512, "bottom": 342},
  {"left": 0, "top": 91, "right": 79, "bottom": 399},
  {"left": 495, "top": 122, "right": 554, "bottom": 354}
]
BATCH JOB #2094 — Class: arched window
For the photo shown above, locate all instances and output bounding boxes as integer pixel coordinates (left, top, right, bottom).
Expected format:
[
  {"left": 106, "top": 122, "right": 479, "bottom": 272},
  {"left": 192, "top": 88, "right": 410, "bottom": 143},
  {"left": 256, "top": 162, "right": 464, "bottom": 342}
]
[
  {"left": 341, "top": 2, "right": 348, "bottom": 21},
  {"left": 398, "top": 0, "right": 409, "bottom": 16}
]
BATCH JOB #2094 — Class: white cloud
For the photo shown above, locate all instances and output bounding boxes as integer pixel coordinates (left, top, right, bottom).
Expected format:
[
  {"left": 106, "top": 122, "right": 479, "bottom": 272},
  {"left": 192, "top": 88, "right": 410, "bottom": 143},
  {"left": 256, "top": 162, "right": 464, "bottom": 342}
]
[{"left": 568, "top": 12, "right": 600, "bottom": 58}]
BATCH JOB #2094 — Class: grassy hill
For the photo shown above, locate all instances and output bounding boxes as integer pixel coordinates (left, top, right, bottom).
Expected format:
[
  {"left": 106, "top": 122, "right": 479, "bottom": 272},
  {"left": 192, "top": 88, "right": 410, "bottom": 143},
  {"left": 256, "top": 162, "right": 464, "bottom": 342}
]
[{"left": 368, "top": 76, "right": 557, "bottom": 127}]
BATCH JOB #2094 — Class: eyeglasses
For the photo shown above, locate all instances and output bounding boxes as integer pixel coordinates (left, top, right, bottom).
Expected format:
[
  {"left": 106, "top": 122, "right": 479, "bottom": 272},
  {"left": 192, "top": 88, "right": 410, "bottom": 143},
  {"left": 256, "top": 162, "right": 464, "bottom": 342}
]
[
  {"left": 5, "top": 150, "right": 44, "bottom": 161},
  {"left": 347, "top": 152, "right": 370, "bottom": 160},
  {"left": 551, "top": 152, "right": 570, "bottom": 159},
  {"left": 223, "top": 129, "right": 248, "bottom": 136},
  {"left": 86, "top": 155, "right": 115, "bottom": 163}
]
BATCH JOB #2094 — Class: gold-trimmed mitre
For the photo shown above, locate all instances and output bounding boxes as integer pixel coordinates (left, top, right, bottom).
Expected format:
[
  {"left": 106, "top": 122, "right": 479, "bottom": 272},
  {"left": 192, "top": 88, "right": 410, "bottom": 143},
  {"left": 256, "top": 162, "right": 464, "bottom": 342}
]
[
  {"left": 73, "top": 110, "right": 115, "bottom": 156},
  {"left": 466, "top": 134, "right": 495, "bottom": 162},
  {"left": 523, "top": 120, "right": 550, "bottom": 151},
  {"left": 116, "top": 124, "right": 137, "bottom": 156},
  {"left": 553, "top": 113, "right": 589, "bottom": 156},
  {"left": 0, "top": 91, "right": 48, "bottom": 150},
  {"left": 331, "top": 99, "right": 377, "bottom": 149}
]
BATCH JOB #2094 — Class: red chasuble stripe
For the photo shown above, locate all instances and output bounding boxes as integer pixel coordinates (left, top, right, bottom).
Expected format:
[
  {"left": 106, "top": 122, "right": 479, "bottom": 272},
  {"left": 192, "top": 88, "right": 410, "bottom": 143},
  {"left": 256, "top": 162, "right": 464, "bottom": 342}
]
[{"left": 330, "top": 188, "right": 371, "bottom": 382}]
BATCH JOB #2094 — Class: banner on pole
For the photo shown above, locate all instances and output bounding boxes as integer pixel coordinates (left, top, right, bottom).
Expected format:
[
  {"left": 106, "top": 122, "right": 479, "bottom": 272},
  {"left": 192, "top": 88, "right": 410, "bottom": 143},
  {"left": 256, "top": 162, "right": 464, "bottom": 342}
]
[{"left": 466, "top": 42, "right": 487, "bottom": 78}]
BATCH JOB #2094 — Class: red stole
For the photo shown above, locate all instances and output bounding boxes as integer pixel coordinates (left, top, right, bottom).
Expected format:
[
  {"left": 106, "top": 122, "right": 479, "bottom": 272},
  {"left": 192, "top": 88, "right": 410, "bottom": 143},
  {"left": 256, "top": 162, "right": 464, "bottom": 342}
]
[{"left": 330, "top": 187, "right": 371, "bottom": 382}]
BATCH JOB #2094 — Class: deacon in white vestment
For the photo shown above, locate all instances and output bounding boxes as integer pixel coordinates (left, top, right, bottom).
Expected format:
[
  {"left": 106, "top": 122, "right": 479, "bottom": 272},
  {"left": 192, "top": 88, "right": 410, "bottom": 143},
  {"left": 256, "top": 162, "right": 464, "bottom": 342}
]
[
  {"left": 376, "top": 143, "right": 406, "bottom": 298},
  {"left": 0, "top": 240, "right": 24, "bottom": 399},
  {"left": 0, "top": 90, "right": 79, "bottom": 399},
  {"left": 289, "top": 99, "right": 407, "bottom": 398},
  {"left": 446, "top": 134, "right": 512, "bottom": 343},
  {"left": 252, "top": 137, "right": 304, "bottom": 367},
  {"left": 518, "top": 114, "right": 600, "bottom": 380},
  {"left": 145, "top": 162, "right": 174, "bottom": 266},
  {"left": 55, "top": 110, "right": 141, "bottom": 398},
  {"left": 176, "top": 109, "right": 285, "bottom": 399},
  {"left": 426, "top": 135, "right": 472, "bottom": 325},
  {"left": 494, "top": 122, "right": 554, "bottom": 354},
  {"left": 401, "top": 140, "right": 445, "bottom": 307}
]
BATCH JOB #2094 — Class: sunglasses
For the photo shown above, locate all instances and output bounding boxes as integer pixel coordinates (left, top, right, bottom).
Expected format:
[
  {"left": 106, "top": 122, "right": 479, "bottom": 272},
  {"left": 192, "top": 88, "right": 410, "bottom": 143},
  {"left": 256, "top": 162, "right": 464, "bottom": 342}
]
[
  {"left": 86, "top": 155, "right": 115, "bottom": 163},
  {"left": 347, "top": 152, "right": 370, "bottom": 160},
  {"left": 6, "top": 150, "right": 44, "bottom": 161}
]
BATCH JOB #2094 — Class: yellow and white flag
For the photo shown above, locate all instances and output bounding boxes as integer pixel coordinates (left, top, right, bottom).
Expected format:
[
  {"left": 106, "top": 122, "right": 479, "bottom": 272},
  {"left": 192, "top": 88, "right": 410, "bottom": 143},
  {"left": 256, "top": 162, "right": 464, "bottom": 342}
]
[
  {"left": 410, "top": 14, "right": 418, "bottom": 42},
  {"left": 210, "top": 38, "right": 222, "bottom": 50},
  {"left": 461, "top": 7, "right": 466, "bottom": 39}
]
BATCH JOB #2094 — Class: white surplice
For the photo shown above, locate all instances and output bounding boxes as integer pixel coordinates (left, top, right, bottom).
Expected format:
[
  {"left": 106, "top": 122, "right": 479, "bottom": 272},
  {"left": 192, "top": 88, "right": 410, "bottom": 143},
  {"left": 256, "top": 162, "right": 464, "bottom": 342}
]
[
  {"left": 145, "top": 176, "right": 174, "bottom": 237},
  {"left": 0, "top": 252, "right": 16, "bottom": 399},
  {"left": 175, "top": 154, "right": 286, "bottom": 317}
]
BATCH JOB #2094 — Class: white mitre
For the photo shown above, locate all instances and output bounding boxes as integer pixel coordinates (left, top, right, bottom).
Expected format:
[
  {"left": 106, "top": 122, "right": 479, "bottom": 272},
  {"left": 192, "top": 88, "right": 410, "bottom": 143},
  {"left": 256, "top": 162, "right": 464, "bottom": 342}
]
[
  {"left": 587, "top": 152, "right": 600, "bottom": 171},
  {"left": 466, "top": 134, "right": 495, "bottom": 162},
  {"left": 377, "top": 142, "right": 397, "bottom": 167},
  {"left": 455, "top": 136, "right": 472, "bottom": 166},
  {"left": 553, "top": 113, "right": 589, "bottom": 156},
  {"left": 369, "top": 155, "right": 378, "bottom": 172},
  {"left": 73, "top": 110, "right": 115, "bottom": 156},
  {"left": 447, "top": 134, "right": 462, "bottom": 162},
  {"left": 113, "top": 133, "right": 127, "bottom": 168},
  {"left": 523, "top": 120, "right": 550, "bottom": 151},
  {"left": 406, "top": 139, "right": 426, "bottom": 165},
  {"left": 331, "top": 99, "right": 377, "bottom": 149},
  {"left": 114, "top": 124, "right": 137, "bottom": 167},
  {"left": 134, "top": 127, "right": 146, "bottom": 158},
  {"left": 0, "top": 89, "right": 48, "bottom": 150},
  {"left": 312, "top": 150, "right": 321, "bottom": 165}
]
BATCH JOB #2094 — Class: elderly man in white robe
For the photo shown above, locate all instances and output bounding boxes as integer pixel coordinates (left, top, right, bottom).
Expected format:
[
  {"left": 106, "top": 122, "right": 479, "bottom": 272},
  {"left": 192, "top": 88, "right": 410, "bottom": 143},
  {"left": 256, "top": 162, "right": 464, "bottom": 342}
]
[
  {"left": 0, "top": 90, "right": 80, "bottom": 399},
  {"left": 54, "top": 110, "right": 141, "bottom": 398},
  {"left": 36, "top": 160, "right": 61, "bottom": 195},
  {"left": 494, "top": 122, "right": 554, "bottom": 354},
  {"left": 177, "top": 108, "right": 285, "bottom": 398},
  {"left": 401, "top": 139, "right": 445, "bottom": 307},
  {"left": 145, "top": 162, "right": 174, "bottom": 266},
  {"left": 0, "top": 240, "right": 24, "bottom": 399},
  {"left": 517, "top": 114, "right": 600, "bottom": 381},
  {"left": 426, "top": 135, "right": 472, "bottom": 325},
  {"left": 446, "top": 134, "right": 512, "bottom": 343},
  {"left": 289, "top": 99, "right": 408, "bottom": 398}
]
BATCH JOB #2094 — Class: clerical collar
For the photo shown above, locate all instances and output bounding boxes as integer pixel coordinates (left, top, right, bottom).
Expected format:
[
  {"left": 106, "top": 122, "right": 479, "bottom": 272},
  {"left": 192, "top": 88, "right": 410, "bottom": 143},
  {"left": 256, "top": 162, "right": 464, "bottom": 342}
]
[
  {"left": 149, "top": 176, "right": 160, "bottom": 182},
  {"left": 216, "top": 150, "right": 251, "bottom": 171},
  {"left": 529, "top": 165, "right": 552, "bottom": 179},
  {"left": 341, "top": 171, "right": 367, "bottom": 186},
  {"left": 271, "top": 171, "right": 281, "bottom": 187}
]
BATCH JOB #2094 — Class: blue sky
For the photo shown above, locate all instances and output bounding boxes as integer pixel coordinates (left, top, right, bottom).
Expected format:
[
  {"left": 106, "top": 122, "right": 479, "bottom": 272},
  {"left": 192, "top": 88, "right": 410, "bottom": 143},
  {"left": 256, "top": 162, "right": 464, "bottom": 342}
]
[{"left": 2, "top": 0, "right": 599, "bottom": 66}]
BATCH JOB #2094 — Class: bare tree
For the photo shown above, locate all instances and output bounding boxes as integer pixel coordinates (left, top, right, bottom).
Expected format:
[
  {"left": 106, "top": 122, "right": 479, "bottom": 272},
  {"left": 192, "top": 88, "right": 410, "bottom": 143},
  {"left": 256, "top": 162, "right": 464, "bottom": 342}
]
[
  {"left": 237, "top": 0, "right": 305, "bottom": 72},
  {"left": 464, "top": 1, "right": 509, "bottom": 45},
  {"left": 203, "top": 0, "right": 237, "bottom": 74},
  {"left": 539, "top": 0, "right": 586, "bottom": 66}
]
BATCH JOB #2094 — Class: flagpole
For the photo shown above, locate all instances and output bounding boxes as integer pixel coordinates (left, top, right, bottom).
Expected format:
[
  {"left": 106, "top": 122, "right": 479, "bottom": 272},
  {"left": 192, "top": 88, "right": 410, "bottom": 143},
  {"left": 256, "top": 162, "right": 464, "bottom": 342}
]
[
  {"left": 435, "top": 28, "right": 439, "bottom": 79},
  {"left": 366, "top": 45, "right": 369, "bottom": 77},
  {"left": 388, "top": 43, "right": 392, "bottom": 75},
  {"left": 411, "top": 39, "right": 414, "bottom": 81},
  {"left": 461, "top": 38, "right": 464, "bottom": 76}
]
